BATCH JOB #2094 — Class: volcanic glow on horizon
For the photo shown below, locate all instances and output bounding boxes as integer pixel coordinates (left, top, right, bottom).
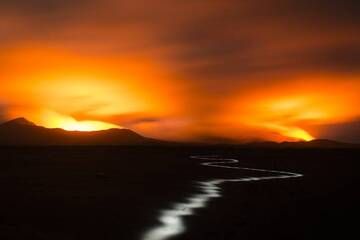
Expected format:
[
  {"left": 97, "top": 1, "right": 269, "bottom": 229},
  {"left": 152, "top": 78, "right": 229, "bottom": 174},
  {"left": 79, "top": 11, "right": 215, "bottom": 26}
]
[
  {"left": 1, "top": 49, "right": 360, "bottom": 141},
  {"left": 40, "top": 112, "right": 121, "bottom": 132},
  {"left": 221, "top": 77, "right": 360, "bottom": 142},
  {"left": 0, "top": 48, "right": 186, "bottom": 136},
  {"left": 1, "top": 0, "right": 360, "bottom": 142}
]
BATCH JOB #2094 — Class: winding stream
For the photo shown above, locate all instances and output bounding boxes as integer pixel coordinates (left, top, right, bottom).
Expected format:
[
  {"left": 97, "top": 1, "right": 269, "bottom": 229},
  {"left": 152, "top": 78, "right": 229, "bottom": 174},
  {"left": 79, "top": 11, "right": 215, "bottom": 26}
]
[{"left": 142, "top": 155, "right": 303, "bottom": 240}]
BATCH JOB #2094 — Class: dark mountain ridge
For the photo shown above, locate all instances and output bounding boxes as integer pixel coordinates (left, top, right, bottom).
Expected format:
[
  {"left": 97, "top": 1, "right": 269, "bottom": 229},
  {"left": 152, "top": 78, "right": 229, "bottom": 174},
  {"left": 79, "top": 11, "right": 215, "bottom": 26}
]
[
  {"left": 243, "top": 139, "right": 359, "bottom": 148},
  {"left": 0, "top": 118, "right": 161, "bottom": 145},
  {"left": 0, "top": 118, "right": 358, "bottom": 147},
  {"left": 1, "top": 117, "right": 36, "bottom": 127}
]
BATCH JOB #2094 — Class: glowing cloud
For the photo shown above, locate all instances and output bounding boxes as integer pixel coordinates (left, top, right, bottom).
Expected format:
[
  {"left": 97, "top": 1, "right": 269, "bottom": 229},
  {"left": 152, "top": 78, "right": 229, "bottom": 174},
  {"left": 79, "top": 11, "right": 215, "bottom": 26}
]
[
  {"left": 0, "top": 48, "right": 186, "bottom": 134},
  {"left": 223, "top": 76, "right": 360, "bottom": 142},
  {"left": 1, "top": 0, "right": 360, "bottom": 142}
]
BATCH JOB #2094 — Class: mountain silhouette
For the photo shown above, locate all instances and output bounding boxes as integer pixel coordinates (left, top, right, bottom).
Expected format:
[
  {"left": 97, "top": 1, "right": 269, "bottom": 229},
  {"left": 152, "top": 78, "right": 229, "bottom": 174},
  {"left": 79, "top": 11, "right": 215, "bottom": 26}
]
[
  {"left": 0, "top": 118, "right": 162, "bottom": 145},
  {"left": 0, "top": 118, "right": 358, "bottom": 147},
  {"left": 244, "top": 139, "right": 359, "bottom": 148},
  {"left": 1, "top": 117, "right": 36, "bottom": 127}
]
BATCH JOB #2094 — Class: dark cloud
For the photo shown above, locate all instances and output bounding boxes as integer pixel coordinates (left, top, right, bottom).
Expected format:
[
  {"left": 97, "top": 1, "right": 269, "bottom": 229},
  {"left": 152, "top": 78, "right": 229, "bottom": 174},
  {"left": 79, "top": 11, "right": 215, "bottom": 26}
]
[
  {"left": 1, "top": 0, "right": 359, "bottom": 79},
  {"left": 0, "top": 0, "right": 82, "bottom": 12},
  {"left": 104, "top": 114, "right": 162, "bottom": 128},
  {"left": 1, "top": 0, "right": 359, "bottom": 85},
  {"left": 122, "top": 117, "right": 160, "bottom": 126},
  {"left": 293, "top": 44, "right": 360, "bottom": 73},
  {"left": 72, "top": 111, "right": 161, "bottom": 127},
  {"left": 315, "top": 120, "right": 360, "bottom": 143}
]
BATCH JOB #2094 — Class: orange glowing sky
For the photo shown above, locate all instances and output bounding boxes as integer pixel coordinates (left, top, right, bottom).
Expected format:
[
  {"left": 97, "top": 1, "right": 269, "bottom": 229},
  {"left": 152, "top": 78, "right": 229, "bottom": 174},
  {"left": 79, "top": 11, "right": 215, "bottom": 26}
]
[{"left": 1, "top": 1, "right": 360, "bottom": 143}]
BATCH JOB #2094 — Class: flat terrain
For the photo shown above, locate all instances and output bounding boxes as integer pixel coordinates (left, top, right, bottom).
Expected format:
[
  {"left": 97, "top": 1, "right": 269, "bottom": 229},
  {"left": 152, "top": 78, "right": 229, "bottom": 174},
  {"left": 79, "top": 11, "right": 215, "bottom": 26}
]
[{"left": 0, "top": 146, "right": 359, "bottom": 240}]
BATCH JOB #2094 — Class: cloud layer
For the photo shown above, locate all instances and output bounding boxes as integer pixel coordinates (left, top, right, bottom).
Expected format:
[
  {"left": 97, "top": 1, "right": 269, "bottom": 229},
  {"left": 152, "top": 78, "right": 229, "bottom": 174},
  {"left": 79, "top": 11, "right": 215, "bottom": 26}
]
[{"left": 1, "top": 0, "right": 360, "bottom": 142}]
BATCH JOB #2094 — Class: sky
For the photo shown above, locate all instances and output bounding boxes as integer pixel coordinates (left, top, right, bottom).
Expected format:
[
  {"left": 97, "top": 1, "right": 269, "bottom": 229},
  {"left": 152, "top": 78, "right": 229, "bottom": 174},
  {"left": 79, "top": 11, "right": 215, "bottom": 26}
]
[{"left": 0, "top": 0, "right": 360, "bottom": 142}]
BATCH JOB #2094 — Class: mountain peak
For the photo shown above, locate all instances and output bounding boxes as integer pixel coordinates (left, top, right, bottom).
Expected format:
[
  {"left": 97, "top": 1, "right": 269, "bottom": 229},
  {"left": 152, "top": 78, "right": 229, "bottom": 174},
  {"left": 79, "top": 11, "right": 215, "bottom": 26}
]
[
  {"left": 1, "top": 117, "right": 37, "bottom": 127},
  {"left": 0, "top": 117, "right": 165, "bottom": 145}
]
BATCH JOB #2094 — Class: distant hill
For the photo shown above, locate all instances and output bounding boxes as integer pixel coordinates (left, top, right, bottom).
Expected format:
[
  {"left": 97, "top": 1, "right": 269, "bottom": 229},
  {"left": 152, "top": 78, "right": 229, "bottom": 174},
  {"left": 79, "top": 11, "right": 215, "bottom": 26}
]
[
  {"left": 0, "top": 118, "right": 164, "bottom": 145},
  {"left": 243, "top": 139, "right": 359, "bottom": 149},
  {"left": 1, "top": 117, "right": 37, "bottom": 127},
  {"left": 0, "top": 118, "right": 359, "bottom": 147}
]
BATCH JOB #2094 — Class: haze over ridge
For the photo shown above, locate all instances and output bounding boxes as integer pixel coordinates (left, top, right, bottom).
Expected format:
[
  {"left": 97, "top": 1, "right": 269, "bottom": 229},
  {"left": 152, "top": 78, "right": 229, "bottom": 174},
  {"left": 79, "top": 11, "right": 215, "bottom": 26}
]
[{"left": 1, "top": 0, "right": 360, "bottom": 142}]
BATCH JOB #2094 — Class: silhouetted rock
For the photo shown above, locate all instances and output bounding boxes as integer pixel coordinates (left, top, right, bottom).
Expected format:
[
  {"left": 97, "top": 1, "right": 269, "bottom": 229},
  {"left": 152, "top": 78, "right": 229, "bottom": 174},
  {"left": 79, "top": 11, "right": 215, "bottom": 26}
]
[
  {"left": 1, "top": 117, "right": 36, "bottom": 127},
  {"left": 244, "top": 139, "right": 359, "bottom": 148},
  {"left": 279, "top": 139, "right": 358, "bottom": 148},
  {"left": 0, "top": 117, "right": 164, "bottom": 145},
  {"left": 0, "top": 118, "right": 358, "bottom": 147}
]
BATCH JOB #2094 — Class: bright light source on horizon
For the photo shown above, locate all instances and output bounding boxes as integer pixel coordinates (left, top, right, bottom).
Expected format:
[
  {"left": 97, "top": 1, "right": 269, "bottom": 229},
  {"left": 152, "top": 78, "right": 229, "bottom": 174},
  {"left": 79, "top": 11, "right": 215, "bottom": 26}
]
[
  {"left": 62, "top": 119, "right": 120, "bottom": 132},
  {"left": 35, "top": 111, "right": 121, "bottom": 132}
]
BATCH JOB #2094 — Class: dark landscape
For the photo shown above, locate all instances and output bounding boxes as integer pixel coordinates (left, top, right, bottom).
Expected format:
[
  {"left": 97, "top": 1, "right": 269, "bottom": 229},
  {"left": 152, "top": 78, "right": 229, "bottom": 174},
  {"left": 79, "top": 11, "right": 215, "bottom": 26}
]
[
  {"left": 0, "top": 143, "right": 359, "bottom": 240},
  {"left": 0, "top": 118, "right": 162, "bottom": 146},
  {"left": 1, "top": 1, "right": 360, "bottom": 239}
]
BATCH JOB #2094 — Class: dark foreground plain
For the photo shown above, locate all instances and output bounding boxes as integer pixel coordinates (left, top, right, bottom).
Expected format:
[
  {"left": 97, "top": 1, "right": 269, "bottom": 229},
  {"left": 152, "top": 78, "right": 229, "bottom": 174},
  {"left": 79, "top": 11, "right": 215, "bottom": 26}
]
[{"left": 0, "top": 146, "right": 359, "bottom": 240}]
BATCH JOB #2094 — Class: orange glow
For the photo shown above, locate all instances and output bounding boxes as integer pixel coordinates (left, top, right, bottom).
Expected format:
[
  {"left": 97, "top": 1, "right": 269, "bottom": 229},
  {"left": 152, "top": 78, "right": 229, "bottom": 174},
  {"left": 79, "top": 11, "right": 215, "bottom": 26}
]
[
  {"left": 62, "top": 120, "right": 119, "bottom": 132},
  {"left": 1, "top": 46, "right": 360, "bottom": 141},
  {"left": 1, "top": 47, "right": 182, "bottom": 115},
  {"left": 0, "top": 47, "right": 186, "bottom": 135},
  {"left": 223, "top": 75, "right": 360, "bottom": 142},
  {"left": 38, "top": 111, "right": 121, "bottom": 131},
  {"left": 261, "top": 123, "right": 314, "bottom": 142}
]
